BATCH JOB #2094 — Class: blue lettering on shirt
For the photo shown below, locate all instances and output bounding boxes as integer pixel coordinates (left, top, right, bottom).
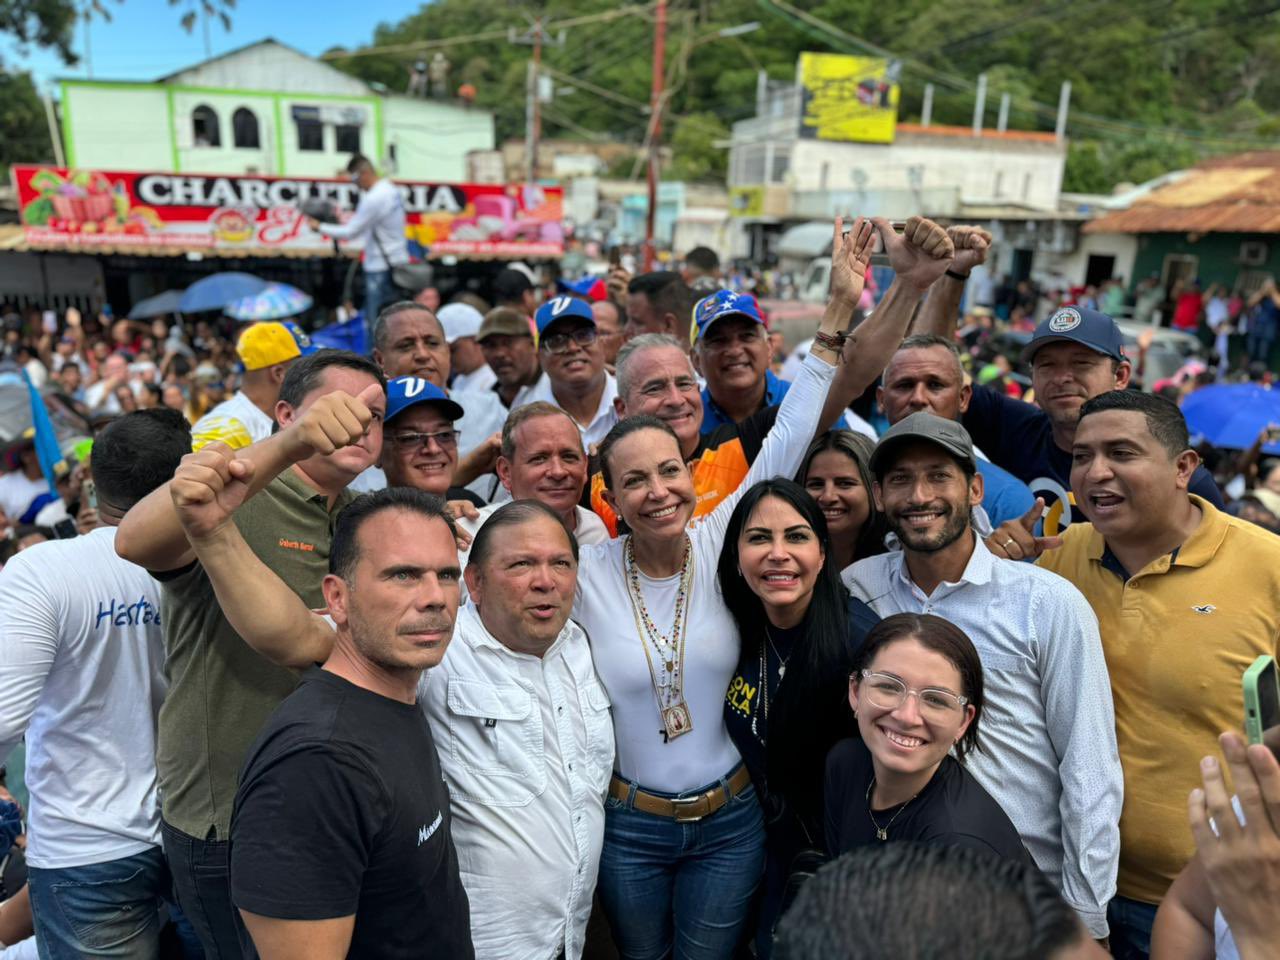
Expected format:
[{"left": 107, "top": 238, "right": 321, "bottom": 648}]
[{"left": 94, "top": 596, "right": 161, "bottom": 629}]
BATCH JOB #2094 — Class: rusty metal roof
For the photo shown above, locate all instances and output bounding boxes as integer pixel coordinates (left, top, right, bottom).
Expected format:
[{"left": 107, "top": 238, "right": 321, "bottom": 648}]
[{"left": 1085, "top": 152, "right": 1280, "bottom": 234}]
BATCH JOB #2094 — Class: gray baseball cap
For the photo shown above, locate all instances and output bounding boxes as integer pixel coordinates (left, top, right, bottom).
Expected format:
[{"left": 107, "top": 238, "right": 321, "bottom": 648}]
[{"left": 870, "top": 411, "right": 977, "bottom": 476}]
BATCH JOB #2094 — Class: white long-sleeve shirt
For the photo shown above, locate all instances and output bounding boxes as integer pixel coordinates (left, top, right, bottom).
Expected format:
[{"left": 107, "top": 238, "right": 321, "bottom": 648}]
[
  {"left": 843, "top": 537, "right": 1122, "bottom": 938},
  {"left": 420, "top": 604, "right": 614, "bottom": 960},
  {"left": 572, "top": 351, "right": 835, "bottom": 793},
  {"left": 318, "top": 177, "right": 408, "bottom": 272},
  {"left": 0, "top": 527, "right": 167, "bottom": 868}
]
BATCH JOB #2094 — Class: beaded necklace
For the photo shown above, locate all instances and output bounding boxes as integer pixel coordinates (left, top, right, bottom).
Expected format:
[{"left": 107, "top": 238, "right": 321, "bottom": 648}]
[{"left": 624, "top": 534, "right": 695, "bottom": 742}]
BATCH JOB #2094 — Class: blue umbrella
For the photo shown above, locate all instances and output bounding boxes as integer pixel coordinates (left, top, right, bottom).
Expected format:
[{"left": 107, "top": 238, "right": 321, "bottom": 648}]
[
  {"left": 128, "top": 288, "right": 185, "bottom": 319},
  {"left": 179, "top": 272, "right": 268, "bottom": 313},
  {"left": 224, "top": 283, "right": 314, "bottom": 321},
  {"left": 1181, "top": 383, "right": 1280, "bottom": 454}
]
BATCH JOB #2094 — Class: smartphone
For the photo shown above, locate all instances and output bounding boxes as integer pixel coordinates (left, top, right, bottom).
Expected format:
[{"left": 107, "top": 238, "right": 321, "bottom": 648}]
[
  {"left": 83, "top": 479, "right": 97, "bottom": 511},
  {"left": 1243, "top": 654, "right": 1280, "bottom": 760},
  {"left": 608, "top": 245, "right": 622, "bottom": 268},
  {"left": 52, "top": 518, "right": 78, "bottom": 539}
]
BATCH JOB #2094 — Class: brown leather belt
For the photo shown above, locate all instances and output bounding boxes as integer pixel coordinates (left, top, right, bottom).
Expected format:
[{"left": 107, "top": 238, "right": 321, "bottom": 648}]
[{"left": 608, "top": 765, "right": 752, "bottom": 823}]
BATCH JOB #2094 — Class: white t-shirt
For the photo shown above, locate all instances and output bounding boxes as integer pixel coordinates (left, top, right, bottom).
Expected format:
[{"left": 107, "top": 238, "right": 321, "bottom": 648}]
[
  {"left": 571, "top": 353, "right": 834, "bottom": 792},
  {"left": 457, "top": 502, "right": 609, "bottom": 552},
  {"left": 512, "top": 372, "right": 620, "bottom": 451},
  {"left": 0, "top": 471, "right": 51, "bottom": 523},
  {"left": 190, "top": 390, "right": 274, "bottom": 451},
  {"left": 0, "top": 526, "right": 167, "bottom": 868}
]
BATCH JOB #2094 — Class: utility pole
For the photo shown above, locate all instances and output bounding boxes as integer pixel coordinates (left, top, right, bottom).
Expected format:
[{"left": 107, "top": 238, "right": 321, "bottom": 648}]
[
  {"left": 511, "top": 20, "right": 563, "bottom": 183},
  {"left": 643, "top": 0, "right": 667, "bottom": 272},
  {"left": 972, "top": 73, "right": 987, "bottom": 137},
  {"left": 1055, "top": 80, "right": 1072, "bottom": 142}
]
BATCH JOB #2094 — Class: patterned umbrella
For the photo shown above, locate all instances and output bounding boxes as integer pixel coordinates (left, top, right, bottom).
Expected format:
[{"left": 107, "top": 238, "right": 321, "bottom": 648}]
[{"left": 224, "top": 283, "right": 314, "bottom": 321}]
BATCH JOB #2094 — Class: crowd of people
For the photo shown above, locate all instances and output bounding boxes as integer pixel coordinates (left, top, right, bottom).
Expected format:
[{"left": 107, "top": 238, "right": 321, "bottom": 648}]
[{"left": 0, "top": 200, "right": 1278, "bottom": 960}]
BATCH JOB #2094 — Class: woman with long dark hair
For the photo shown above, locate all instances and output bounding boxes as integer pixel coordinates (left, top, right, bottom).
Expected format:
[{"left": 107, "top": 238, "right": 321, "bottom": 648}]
[
  {"left": 718, "top": 478, "right": 879, "bottom": 955},
  {"left": 796, "top": 429, "right": 886, "bottom": 570},
  {"left": 573, "top": 219, "right": 877, "bottom": 959},
  {"left": 824, "top": 613, "right": 1029, "bottom": 861}
]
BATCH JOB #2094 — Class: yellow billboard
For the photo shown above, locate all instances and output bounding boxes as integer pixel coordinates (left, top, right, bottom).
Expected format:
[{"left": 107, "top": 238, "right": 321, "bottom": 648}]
[
  {"left": 729, "top": 186, "right": 765, "bottom": 218},
  {"left": 798, "top": 53, "right": 900, "bottom": 144}
]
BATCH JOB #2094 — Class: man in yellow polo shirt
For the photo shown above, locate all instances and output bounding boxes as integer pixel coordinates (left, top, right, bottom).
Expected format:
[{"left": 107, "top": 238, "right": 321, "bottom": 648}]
[{"left": 1037, "top": 389, "right": 1280, "bottom": 960}]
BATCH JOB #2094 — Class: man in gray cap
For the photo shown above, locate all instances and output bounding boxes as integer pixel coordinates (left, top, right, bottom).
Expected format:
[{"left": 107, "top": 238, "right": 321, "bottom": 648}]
[{"left": 843, "top": 411, "right": 1122, "bottom": 945}]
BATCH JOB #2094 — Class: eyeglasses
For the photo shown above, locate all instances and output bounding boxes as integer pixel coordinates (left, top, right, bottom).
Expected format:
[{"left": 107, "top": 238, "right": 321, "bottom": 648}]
[
  {"left": 853, "top": 670, "right": 968, "bottom": 718},
  {"left": 391, "top": 430, "right": 459, "bottom": 451},
  {"left": 541, "top": 327, "right": 598, "bottom": 354}
]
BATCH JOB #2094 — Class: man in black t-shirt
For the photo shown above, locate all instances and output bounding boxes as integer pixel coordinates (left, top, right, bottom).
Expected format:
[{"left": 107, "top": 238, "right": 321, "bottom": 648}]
[{"left": 225, "top": 488, "right": 473, "bottom": 959}]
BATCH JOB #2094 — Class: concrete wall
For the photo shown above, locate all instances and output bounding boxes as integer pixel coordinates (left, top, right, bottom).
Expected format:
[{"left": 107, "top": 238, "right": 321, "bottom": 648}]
[
  {"left": 165, "top": 43, "right": 370, "bottom": 97},
  {"left": 382, "top": 96, "right": 494, "bottom": 181},
  {"left": 171, "top": 89, "right": 278, "bottom": 174},
  {"left": 63, "top": 84, "right": 172, "bottom": 170},
  {"left": 1036, "top": 231, "right": 1138, "bottom": 290}
]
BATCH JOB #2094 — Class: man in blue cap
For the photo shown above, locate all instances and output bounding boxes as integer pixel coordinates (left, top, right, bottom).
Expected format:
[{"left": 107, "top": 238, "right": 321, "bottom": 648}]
[
  {"left": 380, "top": 375, "right": 484, "bottom": 504},
  {"left": 513, "top": 295, "right": 618, "bottom": 449},
  {"left": 691, "top": 290, "right": 784, "bottom": 436}
]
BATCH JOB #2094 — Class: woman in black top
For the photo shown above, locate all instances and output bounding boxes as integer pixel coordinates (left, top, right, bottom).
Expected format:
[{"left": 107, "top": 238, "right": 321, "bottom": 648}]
[
  {"left": 824, "top": 612, "right": 1030, "bottom": 864},
  {"left": 718, "top": 478, "right": 879, "bottom": 956}
]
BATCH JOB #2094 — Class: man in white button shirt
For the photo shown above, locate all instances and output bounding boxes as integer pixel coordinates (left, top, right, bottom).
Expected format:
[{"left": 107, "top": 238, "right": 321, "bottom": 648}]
[
  {"left": 514, "top": 297, "right": 619, "bottom": 450},
  {"left": 310, "top": 154, "right": 409, "bottom": 333},
  {"left": 424, "top": 501, "right": 614, "bottom": 960},
  {"left": 842, "top": 411, "right": 1123, "bottom": 942},
  {"left": 189, "top": 320, "right": 318, "bottom": 451}
]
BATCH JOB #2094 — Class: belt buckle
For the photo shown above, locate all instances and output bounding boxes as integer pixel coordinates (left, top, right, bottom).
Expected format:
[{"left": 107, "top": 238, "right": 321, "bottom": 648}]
[{"left": 671, "top": 792, "right": 709, "bottom": 822}]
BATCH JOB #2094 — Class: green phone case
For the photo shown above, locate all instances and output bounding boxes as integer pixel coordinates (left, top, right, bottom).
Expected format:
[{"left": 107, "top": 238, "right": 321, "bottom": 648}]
[{"left": 1243, "top": 654, "right": 1277, "bottom": 746}]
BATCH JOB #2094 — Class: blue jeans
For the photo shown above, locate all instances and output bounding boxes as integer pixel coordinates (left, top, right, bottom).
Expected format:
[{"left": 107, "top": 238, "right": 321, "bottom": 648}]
[
  {"left": 363, "top": 269, "right": 394, "bottom": 347},
  {"left": 27, "top": 846, "right": 167, "bottom": 959},
  {"left": 1108, "top": 895, "right": 1158, "bottom": 960},
  {"left": 161, "top": 819, "right": 242, "bottom": 959},
  {"left": 597, "top": 771, "right": 765, "bottom": 960}
]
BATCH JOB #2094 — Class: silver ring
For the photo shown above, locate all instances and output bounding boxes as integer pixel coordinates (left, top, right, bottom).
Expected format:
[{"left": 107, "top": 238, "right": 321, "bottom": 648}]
[{"left": 1002, "top": 538, "right": 1016, "bottom": 549}]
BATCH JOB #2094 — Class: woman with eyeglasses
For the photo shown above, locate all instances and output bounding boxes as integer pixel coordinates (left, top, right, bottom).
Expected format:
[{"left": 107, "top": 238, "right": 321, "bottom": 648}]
[
  {"left": 797, "top": 430, "right": 887, "bottom": 571},
  {"left": 717, "top": 477, "right": 879, "bottom": 956},
  {"left": 825, "top": 612, "right": 1030, "bottom": 862},
  {"left": 573, "top": 219, "right": 876, "bottom": 959}
]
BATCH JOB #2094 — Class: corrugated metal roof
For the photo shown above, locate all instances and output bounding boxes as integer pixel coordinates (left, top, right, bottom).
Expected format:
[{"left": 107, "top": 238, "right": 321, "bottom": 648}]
[{"left": 1085, "top": 152, "right": 1280, "bottom": 234}]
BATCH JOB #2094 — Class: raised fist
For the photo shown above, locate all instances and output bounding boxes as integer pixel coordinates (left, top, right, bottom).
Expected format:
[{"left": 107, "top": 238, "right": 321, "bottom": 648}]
[{"left": 171, "top": 441, "right": 256, "bottom": 541}]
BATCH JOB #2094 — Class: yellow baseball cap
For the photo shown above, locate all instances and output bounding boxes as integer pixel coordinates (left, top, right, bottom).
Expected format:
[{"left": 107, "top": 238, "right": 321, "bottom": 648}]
[{"left": 236, "top": 321, "right": 318, "bottom": 371}]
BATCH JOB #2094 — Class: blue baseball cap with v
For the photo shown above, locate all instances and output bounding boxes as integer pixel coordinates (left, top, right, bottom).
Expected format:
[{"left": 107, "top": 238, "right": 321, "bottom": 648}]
[
  {"left": 385, "top": 376, "right": 464, "bottom": 424},
  {"left": 534, "top": 295, "right": 596, "bottom": 341}
]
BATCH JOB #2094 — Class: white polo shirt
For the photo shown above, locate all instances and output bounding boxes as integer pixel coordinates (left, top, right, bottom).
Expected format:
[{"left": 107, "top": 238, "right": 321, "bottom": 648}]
[{"left": 513, "top": 372, "right": 619, "bottom": 451}]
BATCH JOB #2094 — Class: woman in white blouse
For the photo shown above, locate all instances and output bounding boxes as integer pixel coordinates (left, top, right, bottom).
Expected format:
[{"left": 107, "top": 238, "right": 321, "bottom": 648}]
[{"left": 571, "top": 218, "right": 874, "bottom": 959}]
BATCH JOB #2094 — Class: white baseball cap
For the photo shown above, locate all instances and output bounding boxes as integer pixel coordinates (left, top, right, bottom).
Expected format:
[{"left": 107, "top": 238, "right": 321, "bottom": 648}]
[{"left": 436, "top": 303, "right": 485, "bottom": 344}]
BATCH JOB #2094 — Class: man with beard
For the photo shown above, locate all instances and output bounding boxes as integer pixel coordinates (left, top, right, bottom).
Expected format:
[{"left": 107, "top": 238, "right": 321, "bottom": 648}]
[{"left": 842, "top": 412, "right": 1122, "bottom": 944}]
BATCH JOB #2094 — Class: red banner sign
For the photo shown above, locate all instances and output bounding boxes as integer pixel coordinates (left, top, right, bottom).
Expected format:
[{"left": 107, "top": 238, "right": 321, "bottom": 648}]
[{"left": 11, "top": 166, "right": 565, "bottom": 259}]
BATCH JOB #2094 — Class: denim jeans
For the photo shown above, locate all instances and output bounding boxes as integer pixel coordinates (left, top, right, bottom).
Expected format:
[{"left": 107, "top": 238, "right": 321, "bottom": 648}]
[
  {"left": 363, "top": 269, "right": 394, "bottom": 347},
  {"left": 1108, "top": 895, "right": 1159, "bottom": 960},
  {"left": 160, "top": 820, "right": 242, "bottom": 959},
  {"left": 597, "top": 771, "right": 765, "bottom": 960},
  {"left": 27, "top": 846, "right": 167, "bottom": 959}
]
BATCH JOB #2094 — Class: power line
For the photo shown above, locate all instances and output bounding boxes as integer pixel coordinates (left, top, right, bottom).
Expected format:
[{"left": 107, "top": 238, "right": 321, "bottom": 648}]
[{"left": 323, "top": 4, "right": 657, "bottom": 61}]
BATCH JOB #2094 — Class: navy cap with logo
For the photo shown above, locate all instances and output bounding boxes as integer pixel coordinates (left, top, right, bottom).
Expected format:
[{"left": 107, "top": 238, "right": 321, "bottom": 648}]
[
  {"left": 534, "top": 295, "right": 596, "bottom": 342},
  {"left": 385, "top": 376, "right": 464, "bottom": 424},
  {"left": 1020, "top": 306, "right": 1126, "bottom": 364}
]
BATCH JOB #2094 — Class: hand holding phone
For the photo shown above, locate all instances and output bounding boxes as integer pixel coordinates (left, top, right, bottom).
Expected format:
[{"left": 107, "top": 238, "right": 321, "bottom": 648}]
[{"left": 1243, "top": 654, "right": 1280, "bottom": 760}]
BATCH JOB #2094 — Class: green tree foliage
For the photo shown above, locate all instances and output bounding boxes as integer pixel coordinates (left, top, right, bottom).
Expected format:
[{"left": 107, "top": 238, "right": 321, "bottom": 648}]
[
  {"left": 0, "top": 70, "right": 53, "bottom": 172},
  {"left": 329, "top": 0, "right": 1280, "bottom": 190}
]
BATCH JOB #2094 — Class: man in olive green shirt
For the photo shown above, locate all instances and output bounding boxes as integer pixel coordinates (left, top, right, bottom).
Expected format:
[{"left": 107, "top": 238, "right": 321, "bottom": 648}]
[{"left": 116, "top": 349, "right": 387, "bottom": 958}]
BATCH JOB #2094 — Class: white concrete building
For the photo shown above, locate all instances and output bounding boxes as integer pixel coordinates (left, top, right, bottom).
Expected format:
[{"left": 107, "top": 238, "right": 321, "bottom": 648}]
[{"left": 60, "top": 39, "right": 494, "bottom": 181}]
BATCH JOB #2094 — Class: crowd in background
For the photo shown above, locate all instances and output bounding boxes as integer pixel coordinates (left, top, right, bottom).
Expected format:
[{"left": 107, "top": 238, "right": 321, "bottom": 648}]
[{"left": 0, "top": 208, "right": 1277, "bottom": 960}]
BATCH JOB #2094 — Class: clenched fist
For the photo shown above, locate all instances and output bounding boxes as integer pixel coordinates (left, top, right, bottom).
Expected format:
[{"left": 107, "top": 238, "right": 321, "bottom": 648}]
[
  {"left": 874, "top": 216, "right": 955, "bottom": 292},
  {"left": 171, "top": 441, "right": 256, "bottom": 541},
  {"left": 947, "top": 225, "right": 993, "bottom": 277},
  {"left": 279, "top": 382, "right": 385, "bottom": 463}
]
